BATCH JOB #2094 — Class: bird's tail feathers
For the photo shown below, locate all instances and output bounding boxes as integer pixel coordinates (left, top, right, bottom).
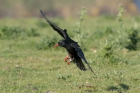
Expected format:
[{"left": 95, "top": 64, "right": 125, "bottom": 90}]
[
  {"left": 74, "top": 58, "right": 87, "bottom": 71},
  {"left": 86, "top": 63, "right": 96, "bottom": 75},
  {"left": 83, "top": 59, "right": 96, "bottom": 75}
]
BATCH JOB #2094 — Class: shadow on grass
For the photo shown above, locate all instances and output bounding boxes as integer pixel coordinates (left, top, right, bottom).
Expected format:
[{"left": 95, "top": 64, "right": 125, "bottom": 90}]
[
  {"left": 119, "top": 83, "right": 129, "bottom": 90},
  {"left": 106, "top": 86, "right": 118, "bottom": 91},
  {"left": 106, "top": 83, "right": 129, "bottom": 93}
]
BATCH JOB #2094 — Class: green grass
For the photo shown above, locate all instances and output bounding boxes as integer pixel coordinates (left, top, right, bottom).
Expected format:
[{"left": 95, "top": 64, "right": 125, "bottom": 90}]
[{"left": 0, "top": 16, "right": 140, "bottom": 93}]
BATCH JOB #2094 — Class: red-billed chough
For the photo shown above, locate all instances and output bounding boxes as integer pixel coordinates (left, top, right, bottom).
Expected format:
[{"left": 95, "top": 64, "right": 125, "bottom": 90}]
[{"left": 40, "top": 10, "right": 96, "bottom": 75}]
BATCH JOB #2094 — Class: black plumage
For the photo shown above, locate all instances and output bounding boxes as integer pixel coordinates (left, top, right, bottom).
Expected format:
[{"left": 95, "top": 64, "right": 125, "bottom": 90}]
[{"left": 40, "top": 10, "right": 96, "bottom": 75}]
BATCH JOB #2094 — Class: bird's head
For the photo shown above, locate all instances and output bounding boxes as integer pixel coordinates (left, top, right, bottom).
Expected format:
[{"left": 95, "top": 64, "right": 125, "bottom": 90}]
[
  {"left": 58, "top": 40, "right": 66, "bottom": 47},
  {"left": 54, "top": 40, "right": 66, "bottom": 48}
]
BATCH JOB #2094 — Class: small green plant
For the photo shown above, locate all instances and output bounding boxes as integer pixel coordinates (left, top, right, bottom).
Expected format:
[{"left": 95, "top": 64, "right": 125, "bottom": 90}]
[
  {"left": 36, "top": 36, "right": 58, "bottom": 50},
  {"left": 76, "top": 7, "right": 86, "bottom": 34},
  {"left": 117, "top": 4, "right": 124, "bottom": 30},
  {"left": 0, "top": 26, "right": 26, "bottom": 39},
  {"left": 74, "top": 7, "right": 87, "bottom": 50},
  {"left": 36, "top": 20, "right": 48, "bottom": 28},
  {"left": 105, "top": 27, "right": 113, "bottom": 34},
  {"left": 99, "top": 41, "right": 120, "bottom": 64},
  {"left": 115, "top": 5, "right": 140, "bottom": 50},
  {"left": 114, "top": 4, "right": 127, "bottom": 49},
  {"left": 0, "top": 26, "right": 39, "bottom": 39},
  {"left": 125, "top": 28, "right": 140, "bottom": 50},
  {"left": 27, "top": 28, "right": 40, "bottom": 37}
]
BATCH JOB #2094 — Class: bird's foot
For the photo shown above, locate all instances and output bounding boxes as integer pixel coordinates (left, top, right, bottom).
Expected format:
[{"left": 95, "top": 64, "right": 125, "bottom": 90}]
[
  {"left": 64, "top": 55, "right": 73, "bottom": 65},
  {"left": 68, "top": 61, "right": 70, "bottom": 65},
  {"left": 67, "top": 58, "right": 73, "bottom": 65},
  {"left": 64, "top": 56, "right": 69, "bottom": 62}
]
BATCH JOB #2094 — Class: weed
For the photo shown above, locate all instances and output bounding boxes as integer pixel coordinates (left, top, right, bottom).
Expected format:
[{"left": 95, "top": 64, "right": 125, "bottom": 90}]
[
  {"left": 36, "top": 36, "right": 58, "bottom": 50},
  {"left": 27, "top": 28, "right": 40, "bottom": 37},
  {"left": 125, "top": 28, "right": 140, "bottom": 50},
  {"left": 76, "top": 7, "right": 86, "bottom": 34},
  {"left": 114, "top": 4, "right": 127, "bottom": 50},
  {"left": 36, "top": 20, "right": 49, "bottom": 28},
  {"left": 109, "top": 5, "right": 140, "bottom": 51},
  {"left": 0, "top": 26, "right": 26, "bottom": 39},
  {"left": 0, "top": 26, "right": 40, "bottom": 39},
  {"left": 99, "top": 40, "right": 121, "bottom": 64},
  {"left": 117, "top": 4, "right": 124, "bottom": 29},
  {"left": 105, "top": 27, "right": 114, "bottom": 34},
  {"left": 73, "top": 7, "right": 87, "bottom": 50}
]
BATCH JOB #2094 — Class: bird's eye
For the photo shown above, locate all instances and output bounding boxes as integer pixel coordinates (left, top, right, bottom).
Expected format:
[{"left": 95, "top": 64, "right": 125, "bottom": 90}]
[{"left": 58, "top": 40, "right": 65, "bottom": 47}]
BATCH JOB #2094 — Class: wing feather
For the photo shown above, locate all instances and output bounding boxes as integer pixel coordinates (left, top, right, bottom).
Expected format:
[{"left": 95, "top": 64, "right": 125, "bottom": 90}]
[
  {"left": 40, "top": 10, "right": 68, "bottom": 39},
  {"left": 71, "top": 44, "right": 96, "bottom": 75}
]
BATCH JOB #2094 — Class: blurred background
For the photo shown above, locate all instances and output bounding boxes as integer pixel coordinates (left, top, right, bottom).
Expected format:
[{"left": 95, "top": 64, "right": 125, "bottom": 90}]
[{"left": 0, "top": 0, "right": 140, "bottom": 18}]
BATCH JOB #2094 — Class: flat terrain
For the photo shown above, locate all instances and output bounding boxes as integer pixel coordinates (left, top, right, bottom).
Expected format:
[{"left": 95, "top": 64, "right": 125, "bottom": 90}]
[{"left": 0, "top": 16, "right": 140, "bottom": 93}]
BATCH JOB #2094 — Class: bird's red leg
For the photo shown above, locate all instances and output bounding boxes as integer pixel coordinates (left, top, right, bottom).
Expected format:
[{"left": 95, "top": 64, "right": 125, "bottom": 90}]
[
  {"left": 64, "top": 55, "right": 73, "bottom": 65},
  {"left": 64, "top": 55, "right": 69, "bottom": 62},
  {"left": 68, "top": 58, "right": 74, "bottom": 65},
  {"left": 64, "top": 54, "right": 74, "bottom": 65},
  {"left": 68, "top": 61, "right": 70, "bottom": 65}
]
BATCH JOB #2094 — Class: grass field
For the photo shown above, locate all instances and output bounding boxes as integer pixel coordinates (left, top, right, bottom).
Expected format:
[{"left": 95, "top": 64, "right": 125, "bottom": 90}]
[{"left": 0, "top": 14, "right": 140, "bottom": 93}]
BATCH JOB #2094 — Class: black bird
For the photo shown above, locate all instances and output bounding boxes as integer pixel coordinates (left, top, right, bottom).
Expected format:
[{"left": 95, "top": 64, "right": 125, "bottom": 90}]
[{"left": 40, "top": 10, "right": 96, "bottom": 75}]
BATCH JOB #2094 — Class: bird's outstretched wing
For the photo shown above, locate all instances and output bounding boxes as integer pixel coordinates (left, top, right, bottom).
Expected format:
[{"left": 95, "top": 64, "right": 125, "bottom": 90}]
[
  {"left": 40, "top": 10, "right": 70, "bottom": 39},
  {"left": 71, "top": 44, "right": 96, "bottom": 75}
]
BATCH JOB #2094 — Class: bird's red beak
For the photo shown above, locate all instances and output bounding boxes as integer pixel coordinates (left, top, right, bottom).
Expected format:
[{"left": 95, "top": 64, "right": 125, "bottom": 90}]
[{"left": 53, "top": 44, "right": 59, "bottom": 48}]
